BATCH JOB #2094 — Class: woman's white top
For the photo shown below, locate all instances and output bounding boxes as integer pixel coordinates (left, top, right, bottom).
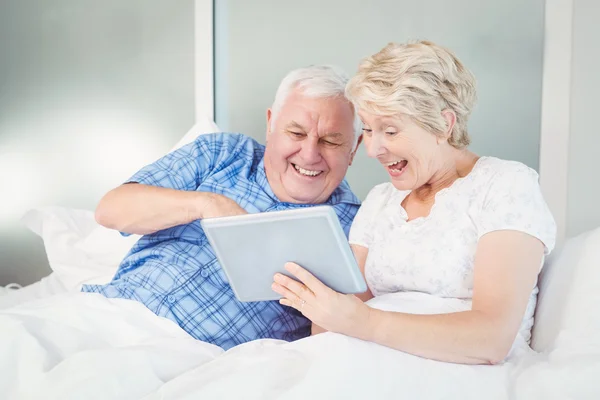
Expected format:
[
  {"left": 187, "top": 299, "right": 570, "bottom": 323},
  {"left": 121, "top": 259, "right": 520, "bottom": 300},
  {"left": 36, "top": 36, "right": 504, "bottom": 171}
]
[{"left": 349, "top": 156, "right": 556, "bottom": 343}]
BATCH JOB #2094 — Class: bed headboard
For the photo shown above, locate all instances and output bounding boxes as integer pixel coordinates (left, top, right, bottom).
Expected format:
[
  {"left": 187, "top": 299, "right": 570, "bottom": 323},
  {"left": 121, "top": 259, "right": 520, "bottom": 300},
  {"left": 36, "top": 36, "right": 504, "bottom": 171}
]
[
  {"left": 539, "top": 0, "right": 600, "bottom": 245},
  {"left": 538, "top": 0, "right": 573, "bottom": 246}
]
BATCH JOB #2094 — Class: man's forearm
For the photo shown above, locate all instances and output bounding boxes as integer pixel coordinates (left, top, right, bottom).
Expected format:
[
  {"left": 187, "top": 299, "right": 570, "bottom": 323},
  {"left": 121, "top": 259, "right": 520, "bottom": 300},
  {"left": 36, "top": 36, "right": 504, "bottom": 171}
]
[{"left": 95, "top": 183, "right": 213, "bottom": 235}]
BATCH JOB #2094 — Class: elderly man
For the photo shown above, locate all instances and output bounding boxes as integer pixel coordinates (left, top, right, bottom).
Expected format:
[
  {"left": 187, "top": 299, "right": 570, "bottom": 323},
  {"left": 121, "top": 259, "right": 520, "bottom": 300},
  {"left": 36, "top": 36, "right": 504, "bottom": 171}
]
[{"left": 82, "top": 65, "right": 363, "bottom": 350}]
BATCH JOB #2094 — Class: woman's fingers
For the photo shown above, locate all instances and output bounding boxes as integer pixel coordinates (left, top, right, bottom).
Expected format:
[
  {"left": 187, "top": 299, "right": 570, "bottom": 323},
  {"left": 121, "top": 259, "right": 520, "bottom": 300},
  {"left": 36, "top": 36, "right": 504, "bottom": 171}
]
[
  {"left": 272, "top": 282, "right": 310, "bottom": 312},
  {"left": 273, "top": 270, "right": 315, "bottom": 300},
  {"left": 283, "top": 262, "right": 329, "bottom": 297}
]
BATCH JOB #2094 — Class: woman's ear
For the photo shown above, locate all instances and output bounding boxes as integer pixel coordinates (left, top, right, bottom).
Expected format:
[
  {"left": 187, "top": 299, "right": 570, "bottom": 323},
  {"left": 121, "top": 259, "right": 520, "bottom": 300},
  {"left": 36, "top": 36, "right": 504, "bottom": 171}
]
[
  {"left": 442, "top": 109, "right": 456, "bottom": 137},
  {"left": 439, "top": 109, "right": 456, "bottom": 144}
]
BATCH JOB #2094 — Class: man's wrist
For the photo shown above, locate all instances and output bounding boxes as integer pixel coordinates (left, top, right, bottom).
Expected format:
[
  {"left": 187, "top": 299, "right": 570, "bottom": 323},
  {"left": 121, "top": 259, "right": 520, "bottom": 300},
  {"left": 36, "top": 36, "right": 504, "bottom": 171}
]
[{"left": 190, "top": 191, "right": 215, "bottom": 220}]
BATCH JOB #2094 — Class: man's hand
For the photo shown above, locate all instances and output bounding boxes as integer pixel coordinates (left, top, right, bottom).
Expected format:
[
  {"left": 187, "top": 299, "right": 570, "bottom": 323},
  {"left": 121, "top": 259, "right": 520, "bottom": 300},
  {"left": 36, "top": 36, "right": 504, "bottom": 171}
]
[{"left": 200, "top": 193, "right": 248, "bottom": 219}]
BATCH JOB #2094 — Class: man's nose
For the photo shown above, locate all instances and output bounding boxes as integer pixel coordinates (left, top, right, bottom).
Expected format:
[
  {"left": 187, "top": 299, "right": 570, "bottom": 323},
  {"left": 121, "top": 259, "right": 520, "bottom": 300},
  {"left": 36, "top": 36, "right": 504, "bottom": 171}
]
[{"left": 299, "top": 139, "right": 322, "bottom": 164}]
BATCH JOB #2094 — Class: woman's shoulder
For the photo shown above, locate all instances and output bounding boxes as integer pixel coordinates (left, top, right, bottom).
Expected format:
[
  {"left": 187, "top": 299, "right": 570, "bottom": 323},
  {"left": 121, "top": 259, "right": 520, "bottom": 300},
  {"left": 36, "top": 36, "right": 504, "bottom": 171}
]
[
  {"left": 348, "top": 183, "right": 400, "bottom": 248},
  {"left": 363, "top": 182, "right": 405, "bottom": 205},
  {"left": 469, "top": 156, "right": 556, "bottom": 254},
  {"left": 353, "top": 183, "right": 403, "bottom": 223},
  {"left": 472, "top": 156, "right": 540, "bottom": 187}
]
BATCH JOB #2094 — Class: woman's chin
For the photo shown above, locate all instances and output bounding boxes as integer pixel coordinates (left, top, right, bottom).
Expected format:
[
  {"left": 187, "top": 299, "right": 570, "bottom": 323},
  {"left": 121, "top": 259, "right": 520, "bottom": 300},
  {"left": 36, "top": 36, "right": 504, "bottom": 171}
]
[{"left": 389, "top": 176, "right": 414, "bottom": 191}]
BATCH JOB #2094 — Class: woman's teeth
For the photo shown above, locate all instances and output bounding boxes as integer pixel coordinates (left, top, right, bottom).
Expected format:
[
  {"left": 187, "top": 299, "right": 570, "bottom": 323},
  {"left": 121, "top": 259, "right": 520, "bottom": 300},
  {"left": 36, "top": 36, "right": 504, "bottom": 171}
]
[
  {"left": 294, "top": 164, "right": 322, "bottom": 177},
  {"left": 385, "top": 160, "right": 408, "bottom": 170}
]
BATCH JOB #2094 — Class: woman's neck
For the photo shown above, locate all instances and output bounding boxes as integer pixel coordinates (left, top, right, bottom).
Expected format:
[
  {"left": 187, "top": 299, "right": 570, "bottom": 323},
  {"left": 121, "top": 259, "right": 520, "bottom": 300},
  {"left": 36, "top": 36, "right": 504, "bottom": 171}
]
[{"left": 412, "top": 149, "right": 479, "bottom": 203}]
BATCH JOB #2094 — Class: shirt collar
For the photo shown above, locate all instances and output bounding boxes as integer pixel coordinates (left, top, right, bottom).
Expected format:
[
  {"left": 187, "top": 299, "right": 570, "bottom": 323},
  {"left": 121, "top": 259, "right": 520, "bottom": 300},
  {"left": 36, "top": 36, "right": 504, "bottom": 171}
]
[
  {"left": 255, "top": 157, "right": 278, "bottom": 202},
  {"left": 256, "top": 157, "right": 361, "bottom": 207}
]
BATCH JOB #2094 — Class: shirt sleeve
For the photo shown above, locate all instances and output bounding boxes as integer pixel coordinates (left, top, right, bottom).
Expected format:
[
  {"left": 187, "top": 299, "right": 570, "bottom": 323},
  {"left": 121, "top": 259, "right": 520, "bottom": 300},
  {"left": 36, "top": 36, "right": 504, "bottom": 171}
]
[
  {"left": 348, "top": 183, "right": 391, "bottom": 248},
  {"left": 125, "top": 133, "right": 245, "bottom": 191},
  {"left": 474, "top": 162, "right": 557, "bottom": 255},
  {"left": 118, "top": 133, "right": 249, "bottom": 237},
  {"left": 333, "top": 202, "right": 361, "bottom": 238}
]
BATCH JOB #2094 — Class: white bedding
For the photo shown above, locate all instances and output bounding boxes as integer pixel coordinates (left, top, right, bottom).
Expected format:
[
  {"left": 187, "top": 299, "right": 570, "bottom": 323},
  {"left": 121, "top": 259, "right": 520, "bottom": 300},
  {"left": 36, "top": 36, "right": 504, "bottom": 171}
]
[
  {"left": 0, "top": 273, "right": 66, "bottom": 309},
  {"left": 1, "top": 115, "right": 599, "bottom": 398},
  {"left": 2, "top": 289, "right": 594, "bottom": 400}
]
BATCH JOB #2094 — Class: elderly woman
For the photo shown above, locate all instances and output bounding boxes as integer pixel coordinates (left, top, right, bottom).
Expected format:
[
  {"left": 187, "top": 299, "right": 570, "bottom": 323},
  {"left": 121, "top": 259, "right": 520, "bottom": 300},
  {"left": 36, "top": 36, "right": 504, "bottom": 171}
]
[{"left": 272, "top": 40, "right": 556, "bottom": 365}]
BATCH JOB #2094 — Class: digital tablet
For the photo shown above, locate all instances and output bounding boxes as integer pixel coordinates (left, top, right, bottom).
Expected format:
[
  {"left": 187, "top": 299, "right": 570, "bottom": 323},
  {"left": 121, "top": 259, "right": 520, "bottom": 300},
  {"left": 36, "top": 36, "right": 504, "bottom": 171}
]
[{"left": 200, "top": 206, "right": 367, "bottom": 302}]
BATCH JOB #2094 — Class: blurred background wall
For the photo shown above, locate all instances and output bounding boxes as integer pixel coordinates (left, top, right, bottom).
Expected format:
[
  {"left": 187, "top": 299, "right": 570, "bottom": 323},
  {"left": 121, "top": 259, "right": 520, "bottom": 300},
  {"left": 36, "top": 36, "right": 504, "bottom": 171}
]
[
  {"left": 4, "top": 0, "right": 598, "bottom": 287},
  {"left": 0, "top": 0, "right": 195, "bottom": 285},
  {"left": 214, "top": 0, "right": 546, "bottom": 201}
]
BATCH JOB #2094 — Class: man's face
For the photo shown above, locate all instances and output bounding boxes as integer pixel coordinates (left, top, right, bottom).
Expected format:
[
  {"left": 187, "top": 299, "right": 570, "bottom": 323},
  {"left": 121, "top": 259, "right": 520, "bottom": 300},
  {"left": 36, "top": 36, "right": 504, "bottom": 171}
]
[{"left": 263, "top": 90, "right": 359, "bottom": 204}]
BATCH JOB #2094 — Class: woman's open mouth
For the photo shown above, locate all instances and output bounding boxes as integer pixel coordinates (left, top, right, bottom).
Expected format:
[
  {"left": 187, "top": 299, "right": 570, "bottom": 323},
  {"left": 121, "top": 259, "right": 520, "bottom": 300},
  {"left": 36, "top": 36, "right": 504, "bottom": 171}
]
[{"left": 385, "top": 160, "right": 408, "bottom": 177}]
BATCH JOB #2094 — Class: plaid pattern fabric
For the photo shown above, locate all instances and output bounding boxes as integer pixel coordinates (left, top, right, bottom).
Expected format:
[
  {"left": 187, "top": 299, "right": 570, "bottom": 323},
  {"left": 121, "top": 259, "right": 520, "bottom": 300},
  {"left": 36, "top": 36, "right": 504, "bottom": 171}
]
[{"left": 82, "top": 133, "right": 361, "bottom": 350}]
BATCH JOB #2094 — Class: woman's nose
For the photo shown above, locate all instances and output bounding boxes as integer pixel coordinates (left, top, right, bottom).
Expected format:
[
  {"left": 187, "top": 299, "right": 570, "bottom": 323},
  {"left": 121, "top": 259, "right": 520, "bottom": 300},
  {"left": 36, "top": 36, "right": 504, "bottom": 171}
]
[{"left": 366, "top": 135, "right": 386, "bottom": 159}]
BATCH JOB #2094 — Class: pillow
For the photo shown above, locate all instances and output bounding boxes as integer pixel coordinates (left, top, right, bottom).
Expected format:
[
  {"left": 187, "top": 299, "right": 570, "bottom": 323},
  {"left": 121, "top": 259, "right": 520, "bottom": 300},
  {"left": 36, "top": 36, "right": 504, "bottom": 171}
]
[
  {"left": 21, "top": 119, "right": 221, "bottom": 291},
  {"left": 20, "top": 207, "right": 140, "bottom": 291},
  {"left": 169, "top": 116, "right": 220, "bottom": 152},
  {"left": 531, "top": 225, "right": 600, "bottom": 353}
]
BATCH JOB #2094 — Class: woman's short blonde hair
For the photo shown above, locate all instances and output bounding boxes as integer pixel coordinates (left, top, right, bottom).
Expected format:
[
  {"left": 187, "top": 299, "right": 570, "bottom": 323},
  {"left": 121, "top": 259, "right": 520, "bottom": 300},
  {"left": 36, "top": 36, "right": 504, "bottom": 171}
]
[{"left": 346, "top": 40, "right": 477, "bottom": 148}]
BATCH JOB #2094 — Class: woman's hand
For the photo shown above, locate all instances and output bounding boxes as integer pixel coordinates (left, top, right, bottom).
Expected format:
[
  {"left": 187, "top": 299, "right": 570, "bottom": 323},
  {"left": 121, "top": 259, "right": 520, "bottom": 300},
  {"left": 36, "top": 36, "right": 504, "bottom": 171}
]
[{"left": 272, "top": 262, "right": 372, "bottom": 339}]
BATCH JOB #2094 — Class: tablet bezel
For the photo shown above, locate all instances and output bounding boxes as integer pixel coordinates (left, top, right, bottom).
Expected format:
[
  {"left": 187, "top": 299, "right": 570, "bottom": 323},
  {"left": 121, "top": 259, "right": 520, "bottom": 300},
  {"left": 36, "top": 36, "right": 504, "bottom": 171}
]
[{"left": 200, "top": 206, "right": 367, "bottom": 302}]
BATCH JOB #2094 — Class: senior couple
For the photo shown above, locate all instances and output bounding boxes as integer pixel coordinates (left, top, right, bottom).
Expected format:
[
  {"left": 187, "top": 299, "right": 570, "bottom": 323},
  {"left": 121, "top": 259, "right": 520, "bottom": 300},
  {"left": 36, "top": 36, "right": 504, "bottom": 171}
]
[{"left": 85, "top": 40, "right": 556, "bottom": 365}]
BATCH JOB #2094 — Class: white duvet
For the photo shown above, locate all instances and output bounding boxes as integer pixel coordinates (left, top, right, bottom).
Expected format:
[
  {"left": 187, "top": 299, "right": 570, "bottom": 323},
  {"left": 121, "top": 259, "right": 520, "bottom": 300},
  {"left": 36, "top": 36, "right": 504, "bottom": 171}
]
[
  {"left": 3, "top": 290, "right": 591, "bottom": 400},
  {"left": 2, "top": 206, "right": 599, "bottom": 399}
]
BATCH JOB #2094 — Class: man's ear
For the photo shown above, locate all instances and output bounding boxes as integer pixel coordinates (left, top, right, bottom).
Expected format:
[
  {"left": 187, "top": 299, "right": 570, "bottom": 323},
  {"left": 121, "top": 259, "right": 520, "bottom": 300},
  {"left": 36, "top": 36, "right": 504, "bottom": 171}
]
[
  {"left": 266, "top": 108, "right": 273, "bottom": 142},
  {"left": 349, "top": 134, "right": 363, "bottom": 166},
  {"left": 439, "top": 109, "right": 456, "bottom": 144}
]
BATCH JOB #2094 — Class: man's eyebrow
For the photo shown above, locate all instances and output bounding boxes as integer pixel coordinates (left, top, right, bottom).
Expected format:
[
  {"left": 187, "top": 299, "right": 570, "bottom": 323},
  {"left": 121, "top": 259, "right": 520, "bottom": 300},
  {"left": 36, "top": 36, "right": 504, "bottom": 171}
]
[
  {"left": 285, "top": 121, "right": 306, "bottom": 131},
  {"left": 322, "top": 132, "right": 344, "bottom": 140}
]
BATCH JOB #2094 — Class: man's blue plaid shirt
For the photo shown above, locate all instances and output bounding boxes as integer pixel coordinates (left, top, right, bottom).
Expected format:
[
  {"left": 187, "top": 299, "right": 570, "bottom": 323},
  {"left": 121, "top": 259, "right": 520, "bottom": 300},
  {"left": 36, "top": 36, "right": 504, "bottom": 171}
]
[{"left": 82, "top": 133, "right": 361, "bottom": 350}]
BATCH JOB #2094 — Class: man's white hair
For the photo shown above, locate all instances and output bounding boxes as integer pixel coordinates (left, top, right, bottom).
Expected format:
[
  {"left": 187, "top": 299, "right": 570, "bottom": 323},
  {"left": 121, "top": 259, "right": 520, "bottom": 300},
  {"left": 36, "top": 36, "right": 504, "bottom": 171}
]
[{"left": 270, "top": 65, "right": 362, "bottom": 145}]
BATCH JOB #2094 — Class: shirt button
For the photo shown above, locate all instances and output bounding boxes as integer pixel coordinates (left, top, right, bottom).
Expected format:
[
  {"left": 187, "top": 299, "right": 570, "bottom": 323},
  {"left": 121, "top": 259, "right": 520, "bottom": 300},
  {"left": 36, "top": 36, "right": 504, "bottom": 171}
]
[
  {"left": 167, "top": 295, "right": 176, "bottom": 304},
  {"left": 201, "top": 270, "right": 209, "bottom": 278}
]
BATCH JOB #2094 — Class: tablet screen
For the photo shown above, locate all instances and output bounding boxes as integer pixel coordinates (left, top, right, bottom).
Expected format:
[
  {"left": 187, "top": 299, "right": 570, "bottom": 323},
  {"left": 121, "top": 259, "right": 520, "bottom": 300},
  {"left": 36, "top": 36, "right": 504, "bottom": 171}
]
[{"left": 201, "top": 206, "right": 367, "bottom": 302}]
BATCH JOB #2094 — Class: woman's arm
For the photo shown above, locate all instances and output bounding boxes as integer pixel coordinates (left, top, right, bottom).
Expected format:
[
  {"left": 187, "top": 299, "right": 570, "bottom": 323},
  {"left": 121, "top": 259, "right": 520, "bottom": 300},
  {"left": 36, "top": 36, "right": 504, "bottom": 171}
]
[
  {"left": 359, "top": 231, "right": 544, "bottom": 364},
  {"left": 311, "top": 244, "right": 373, "bottom": 335},
  {"left": 276, "top": 230, "right": 544, "bottom": 364},
  {"left": 350, "top": 244, "right": 375, "bottom": 302}
]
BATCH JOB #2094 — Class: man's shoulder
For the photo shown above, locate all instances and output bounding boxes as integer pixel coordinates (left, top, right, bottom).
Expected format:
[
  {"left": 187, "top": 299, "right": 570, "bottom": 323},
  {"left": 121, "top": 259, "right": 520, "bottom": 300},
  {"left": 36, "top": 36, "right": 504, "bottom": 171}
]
[
  {"left": 190, "top": 132, "right": 265, "bottom": 163},
  {"left": 328, "top": 179, "right": 362, "bottom": 207},
  {"left": 192, "top": 132, "right": 264, "bottom": 150}
]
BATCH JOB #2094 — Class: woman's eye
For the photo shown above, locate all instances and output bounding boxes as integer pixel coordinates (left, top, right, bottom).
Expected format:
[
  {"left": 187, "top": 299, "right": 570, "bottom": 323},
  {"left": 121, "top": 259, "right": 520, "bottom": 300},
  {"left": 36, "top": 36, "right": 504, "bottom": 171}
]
[
  {"left": 385, "top": 131, "right": 397, "bottom": 136},
  {"left": 362, "top": 128, "right": 373, "bottom": 135}
]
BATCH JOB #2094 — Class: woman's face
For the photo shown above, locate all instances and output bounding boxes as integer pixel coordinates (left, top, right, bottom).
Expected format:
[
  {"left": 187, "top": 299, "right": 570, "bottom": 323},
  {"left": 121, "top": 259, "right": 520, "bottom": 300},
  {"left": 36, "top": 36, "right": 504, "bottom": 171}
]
[{"left": 359, "top": 111, "right": 443, "bottom": 191}]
